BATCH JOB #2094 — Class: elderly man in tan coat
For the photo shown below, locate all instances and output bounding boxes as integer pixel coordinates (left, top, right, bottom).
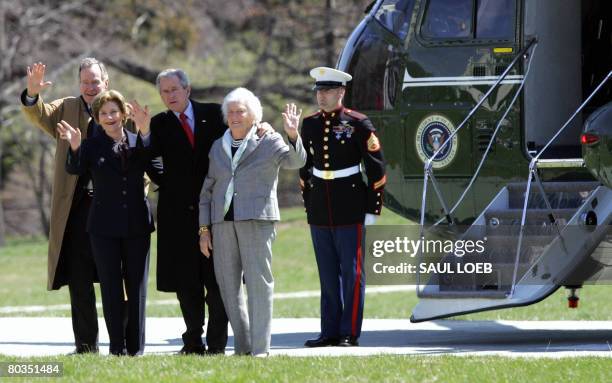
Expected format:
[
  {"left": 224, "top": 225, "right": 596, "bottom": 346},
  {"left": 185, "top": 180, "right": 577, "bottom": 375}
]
[{"left": 20, "top": 58, "right": 112, "bottom": 354}]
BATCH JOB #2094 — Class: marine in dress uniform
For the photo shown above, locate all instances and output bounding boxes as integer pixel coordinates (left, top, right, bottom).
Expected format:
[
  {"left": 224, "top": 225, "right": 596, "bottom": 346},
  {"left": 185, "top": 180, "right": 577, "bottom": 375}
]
[{"left": 300, "top": 67, "right": 386, "bottom": 347}]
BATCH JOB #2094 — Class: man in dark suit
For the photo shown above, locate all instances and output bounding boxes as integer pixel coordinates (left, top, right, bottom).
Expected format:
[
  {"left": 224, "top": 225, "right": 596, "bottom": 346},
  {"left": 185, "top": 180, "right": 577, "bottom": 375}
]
[{"left": 149, "top": 69, "right": 229, "bottom": 355}]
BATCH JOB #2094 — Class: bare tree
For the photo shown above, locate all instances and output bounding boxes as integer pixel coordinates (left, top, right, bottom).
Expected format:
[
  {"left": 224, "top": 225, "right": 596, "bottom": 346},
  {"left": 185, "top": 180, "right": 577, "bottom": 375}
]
[
  {"left": 1, "top": 0, "right": 371, "bottom": 237},
  {"left": 0, "top": 135, "right": 5, "bottom": 246},
  {"left": 325, "top": 0, "right": 337, "bottom": 67}
]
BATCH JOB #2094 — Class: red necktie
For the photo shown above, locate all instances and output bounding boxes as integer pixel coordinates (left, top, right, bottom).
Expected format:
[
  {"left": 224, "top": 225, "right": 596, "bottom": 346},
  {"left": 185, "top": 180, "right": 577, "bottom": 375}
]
[{"left": 179, "top": 112, "right": 195, "bottom": 148}]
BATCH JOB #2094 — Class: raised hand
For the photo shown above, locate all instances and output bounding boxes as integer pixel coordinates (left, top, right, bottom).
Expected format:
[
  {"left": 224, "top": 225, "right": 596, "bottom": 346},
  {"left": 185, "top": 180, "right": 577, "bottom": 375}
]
[
  {"left": 281, "top": 103, "right": 301, "bottom": 141},
  {"left": 56, "top": 120, "right": 82, "bottom": 151},
  {"left": 130, "top": 100, "right": 151, "bottom": 135},
  {"left": 26, "top": 62, "right": 53, "bottom": 97}
]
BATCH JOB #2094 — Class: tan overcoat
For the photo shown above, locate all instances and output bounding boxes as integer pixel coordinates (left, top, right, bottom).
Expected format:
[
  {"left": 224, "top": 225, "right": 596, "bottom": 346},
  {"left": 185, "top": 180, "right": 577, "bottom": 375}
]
[{"left": 21, "top": 92, "right": 93, "bottom": 290}]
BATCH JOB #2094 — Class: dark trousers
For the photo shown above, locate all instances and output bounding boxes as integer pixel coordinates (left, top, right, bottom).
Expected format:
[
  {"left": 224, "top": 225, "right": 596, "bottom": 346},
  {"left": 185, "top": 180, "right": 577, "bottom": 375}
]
[
  {"left": 176, "top": 254, "right": 228, "bottom": 351},
  {"left": 90, "top": 235, "right": 150, "bottom": 355},
  {"left": 310, "top": 224, "right": 366, "bottom": 338},
  {"left": 64, "top": 195, "right": 99, "bottom": 351}
]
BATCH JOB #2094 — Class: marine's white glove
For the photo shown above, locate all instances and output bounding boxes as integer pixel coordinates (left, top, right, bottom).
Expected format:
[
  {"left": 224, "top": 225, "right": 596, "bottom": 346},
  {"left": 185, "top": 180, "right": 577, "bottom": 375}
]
[{"left": 364, "top": 213, "right": 377, "bottom": 226}]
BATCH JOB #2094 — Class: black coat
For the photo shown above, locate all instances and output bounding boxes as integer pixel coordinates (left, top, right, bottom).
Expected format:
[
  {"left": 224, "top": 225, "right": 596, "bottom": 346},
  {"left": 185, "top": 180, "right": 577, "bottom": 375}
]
[
  {"left": 149, "top": 100, "right": 227, "bottom": 292},
  {"left": 65, "top": 130, "right": 155, "bottom": 238}
]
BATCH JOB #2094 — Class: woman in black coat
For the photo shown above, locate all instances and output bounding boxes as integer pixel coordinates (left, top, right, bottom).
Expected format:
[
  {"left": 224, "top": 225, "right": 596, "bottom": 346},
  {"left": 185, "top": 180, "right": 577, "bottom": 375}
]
[{"left": 58, "top": 90, "right": 154, "bottom": 356}]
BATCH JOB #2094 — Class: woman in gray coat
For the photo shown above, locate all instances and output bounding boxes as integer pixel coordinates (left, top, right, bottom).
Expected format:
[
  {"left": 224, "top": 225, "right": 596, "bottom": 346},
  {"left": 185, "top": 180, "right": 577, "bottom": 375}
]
[{"left": 198, "top": 87, "right": 306, "bottom": 357}]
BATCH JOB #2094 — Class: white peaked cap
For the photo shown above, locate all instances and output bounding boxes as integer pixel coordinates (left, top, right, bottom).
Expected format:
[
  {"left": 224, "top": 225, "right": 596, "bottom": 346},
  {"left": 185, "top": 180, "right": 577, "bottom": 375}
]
[{"left": 309, "top": 67, "right": 352, "bottom": 90}]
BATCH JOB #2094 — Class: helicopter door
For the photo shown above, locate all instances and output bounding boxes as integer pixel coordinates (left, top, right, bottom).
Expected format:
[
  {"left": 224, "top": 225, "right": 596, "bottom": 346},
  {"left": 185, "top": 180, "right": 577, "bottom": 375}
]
[
  {"left": 522, "top": 0, "right": 583, "bottom": 158},
  {"left": 401, "top": 0, "right": 520, "bottom": 179}
]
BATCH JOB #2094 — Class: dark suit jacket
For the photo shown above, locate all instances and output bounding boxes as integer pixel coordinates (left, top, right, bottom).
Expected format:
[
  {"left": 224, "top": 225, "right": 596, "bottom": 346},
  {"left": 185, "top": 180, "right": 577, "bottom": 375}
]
[
  {"left": 66, "top": 130, "right": 155, "bottom": 238},
  {"left": 149, "top": 100, "right": 227, "bottom": 292}
]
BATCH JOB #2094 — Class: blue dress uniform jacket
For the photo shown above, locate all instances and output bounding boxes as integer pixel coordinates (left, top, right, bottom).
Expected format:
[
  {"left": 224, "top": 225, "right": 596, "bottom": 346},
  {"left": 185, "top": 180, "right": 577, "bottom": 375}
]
[
  {"left": 65, "top": 131, "right": 155, "bottom": 237},
  {"left": 299, "top": 106, "right": 386, "bottom": 226}
]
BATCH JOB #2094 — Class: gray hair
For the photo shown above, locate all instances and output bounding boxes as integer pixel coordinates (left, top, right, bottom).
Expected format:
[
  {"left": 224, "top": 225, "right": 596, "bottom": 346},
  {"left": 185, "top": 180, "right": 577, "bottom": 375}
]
[
  {"left": 221, "top": 87, "right": 263, "bottom": 124},
  {"left": 78, "top": 57, "right": 108, "bottom": 81},
  {"left": 156, "top": 68, "right": 190, "bottom": 91}
]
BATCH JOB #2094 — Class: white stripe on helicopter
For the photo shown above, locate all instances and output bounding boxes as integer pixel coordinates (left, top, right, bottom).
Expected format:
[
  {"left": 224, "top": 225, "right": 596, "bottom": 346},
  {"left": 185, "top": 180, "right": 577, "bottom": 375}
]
[{"left": 402, "top": 69, "right": 523, "bottom": 89}]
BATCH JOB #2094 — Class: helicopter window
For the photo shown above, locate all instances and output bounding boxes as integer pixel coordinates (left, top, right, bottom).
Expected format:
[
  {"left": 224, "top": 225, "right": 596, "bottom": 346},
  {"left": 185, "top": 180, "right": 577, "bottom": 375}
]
[
  {"left": 421, "top": 0, "right": 472, "bottom": 39},
  {"left": 374, "top": 0, "right": 415, "bottom": 40},
  {"left": 476, "top": 0, "right": 515, "bottom": 39}
]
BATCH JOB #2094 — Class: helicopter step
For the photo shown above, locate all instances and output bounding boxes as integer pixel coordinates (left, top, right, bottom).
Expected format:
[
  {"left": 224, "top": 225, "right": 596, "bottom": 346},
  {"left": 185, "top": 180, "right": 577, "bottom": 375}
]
[
  {"left": 423, "top": 224, "right": 557, "bottom": 298},
  {"left": 534, "top": 158, "right": 585, "bottom": 168},
  {"left": 411, "top": 181, "right": 612, "bottom": 322},
  {"left": 484, "top": 208, "right": 577, "bottom": 225},
  {"left": 505, "top": 181, "right": 601, "bottom": 209}
]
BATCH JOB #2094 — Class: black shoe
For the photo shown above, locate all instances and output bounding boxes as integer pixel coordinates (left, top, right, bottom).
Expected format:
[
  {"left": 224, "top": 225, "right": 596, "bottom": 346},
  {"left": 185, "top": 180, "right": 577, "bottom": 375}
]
[
  {"left": 127, "top": 349, "right": 144, "bottom": 357},
  {"left": 110, "top": 348, "right": 127, "bottom": 356},
  {"left": 337, "top": 336, "right": 359, "bottom": 347},
  {"left": 68, "top": 344, "right": 99, "bottom": 355},
  {"left": 304, "top": 336, "right": 339, "bottom": 348},
  {"left": 178, "top": 344, "right": 207, "bottom": 355},
  {"left": 205, "top": 348, "right": 225, "bottom": 355}
]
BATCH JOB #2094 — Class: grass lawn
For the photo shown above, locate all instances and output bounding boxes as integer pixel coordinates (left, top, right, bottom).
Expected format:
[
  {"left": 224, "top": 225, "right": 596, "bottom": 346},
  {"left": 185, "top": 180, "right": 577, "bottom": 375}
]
[
  {"left": 2, "top": 207, "right": 611, "bottom": 320},
  {"left": 0, "top": 354, "right": 610, "bottom": 383}
]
